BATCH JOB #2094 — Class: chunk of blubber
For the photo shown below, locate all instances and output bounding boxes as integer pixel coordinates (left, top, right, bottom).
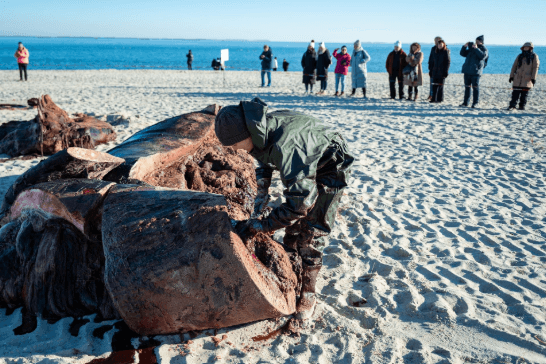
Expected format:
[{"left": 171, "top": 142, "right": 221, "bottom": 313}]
[
  {"left": 9, "top": 179, "right": 115, "bottom": 240},
  {"left": 103, "top": 105, "right": 220, "bottom": 186},
  {"left": 102, "top": 184, "right": 296, "bottom": 335}
]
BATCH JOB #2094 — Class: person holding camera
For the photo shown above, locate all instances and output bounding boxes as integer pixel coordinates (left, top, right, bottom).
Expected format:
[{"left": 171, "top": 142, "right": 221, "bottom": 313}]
[
  {"left": 508, "top": 42, "right": 540, "bottom": 111},
  {"left": 460, "top": 35, "right": 489, "bottom": 108},
  {"left": 14, "top": 42, "right": 29, "bottom": 81},
  {"left": 260, "top": 45, "right": 273, "bottom": 87}
]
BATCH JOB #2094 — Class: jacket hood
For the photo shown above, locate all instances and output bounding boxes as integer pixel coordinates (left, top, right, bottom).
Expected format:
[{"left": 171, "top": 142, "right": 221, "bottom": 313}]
[{"left": 241, "top": 97, "right": 269, "bottom": 150}]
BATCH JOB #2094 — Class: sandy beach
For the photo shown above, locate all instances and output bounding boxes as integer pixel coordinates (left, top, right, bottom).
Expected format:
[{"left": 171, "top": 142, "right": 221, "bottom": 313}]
[{"left": 0, "top": 69, "right": 545, "bottom": 363}]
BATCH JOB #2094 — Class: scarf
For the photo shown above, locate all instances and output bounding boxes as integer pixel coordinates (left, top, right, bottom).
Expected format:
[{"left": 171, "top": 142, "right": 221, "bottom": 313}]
[{"left": 518, "top": 50, "right": 535, "bottom": 68}]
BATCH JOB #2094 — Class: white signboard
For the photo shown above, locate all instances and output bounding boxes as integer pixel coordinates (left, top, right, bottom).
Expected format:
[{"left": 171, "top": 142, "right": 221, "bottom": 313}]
[{"left": 221, "top": 49, "right": 229, "bottom": 63}]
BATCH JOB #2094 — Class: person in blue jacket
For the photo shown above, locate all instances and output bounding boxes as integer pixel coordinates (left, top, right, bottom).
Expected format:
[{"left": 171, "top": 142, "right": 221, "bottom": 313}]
[
  {"left": 460, "top": 35, "right": 489, "bottom": 108},
  {"left": 260, "top": 45, "right": 273, "bottom": 87}
]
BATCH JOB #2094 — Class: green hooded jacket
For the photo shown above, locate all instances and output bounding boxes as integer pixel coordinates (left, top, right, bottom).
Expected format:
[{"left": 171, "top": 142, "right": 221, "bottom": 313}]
[{"left": 241, "top": 98, "right": 348, "bottom": 232}]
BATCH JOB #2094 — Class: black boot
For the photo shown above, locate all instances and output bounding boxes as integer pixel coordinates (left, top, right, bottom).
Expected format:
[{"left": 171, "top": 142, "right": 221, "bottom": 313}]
[
  {"left": 362, "top": 88, "right": 367, "bottom": 98},
  {"left": 350, "top": 88, "right": 356, "bottom": 96}
]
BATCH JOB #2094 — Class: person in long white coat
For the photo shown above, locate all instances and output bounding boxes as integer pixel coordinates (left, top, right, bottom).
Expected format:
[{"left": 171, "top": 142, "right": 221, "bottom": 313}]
[{"left": 350, "top": 40, "right": 371, "bottom": 98}]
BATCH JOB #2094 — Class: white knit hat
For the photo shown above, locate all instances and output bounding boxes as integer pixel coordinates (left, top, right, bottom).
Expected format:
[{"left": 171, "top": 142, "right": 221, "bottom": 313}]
[
  {"left": 394, "top": 40, "right": 402, "bottom": 48},
  {"left": 319, "top": 42, "right": 326, "bottom": 49},
  {"left": 310, "top": 40, "right": 315, "bottom": 48}
]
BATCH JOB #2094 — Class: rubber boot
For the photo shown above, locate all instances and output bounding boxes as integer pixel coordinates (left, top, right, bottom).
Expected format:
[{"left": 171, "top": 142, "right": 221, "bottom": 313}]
[
  {"left": 350, "top": 88, "right": 356, "bottom": 96},
  {"left": 407, "top": 91, "right": 413, "bottom": 101},
  {"left": 295, "top": 263, "right": 320, "bottom": 320},
  {"left": 362, "top": 88, "right": 366, "bottom": 98}
]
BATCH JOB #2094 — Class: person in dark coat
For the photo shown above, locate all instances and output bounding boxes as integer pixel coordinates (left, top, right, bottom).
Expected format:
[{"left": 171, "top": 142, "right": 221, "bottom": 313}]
[
  {"left": 186, "top": 50, "right": 193, "bottom": 70},
  {"left": 214, "top": 97, "right": 354, "bottom": 320},
  {"left": 211, "top": 58, "right": 220, "bottom": 70},
  {"left": 282, "top": 59, "right": 289, "bottom": 72},
  {"left": 301, "top": 43, "right": 317, "bottom": 95},
  {"left": 316, "top": 42, "right": 331, "bottom": 95},
  {"left": 429, "top": 40, "right": 451, "bottom": 103},
  {"left": 427, "top": 37, "right": 442, "bottom": 100},
  {"left": 385, "top": 41, "right": 407, "bottom": 99},
  {"left": 260, "top": 45, "right": 273, "bottom": 87},
  {"left": 460, "top": 35, "right": 489, "bottom": 108},
  {"left": 508, "top": 42, "right": 540, "bottom": 111}
]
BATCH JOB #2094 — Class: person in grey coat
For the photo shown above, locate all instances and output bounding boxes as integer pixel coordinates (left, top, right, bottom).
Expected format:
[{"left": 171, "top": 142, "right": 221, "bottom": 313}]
[
  {"left": 350, "top": 40, "right": 371, "bottom": 98},
  {"left": 459, "top": 35, "right": 489, "bottom": 108}
]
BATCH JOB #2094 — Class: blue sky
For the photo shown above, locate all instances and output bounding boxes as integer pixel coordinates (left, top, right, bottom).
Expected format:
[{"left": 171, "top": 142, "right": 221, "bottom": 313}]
[{"left": 0, "top": 0, "right": 544, "bottom": 45}]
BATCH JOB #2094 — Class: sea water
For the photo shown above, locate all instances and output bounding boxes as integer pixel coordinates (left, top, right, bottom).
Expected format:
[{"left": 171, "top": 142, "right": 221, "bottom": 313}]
[{"left": 1, "top": 37, "right": 543, "bottom": 74}]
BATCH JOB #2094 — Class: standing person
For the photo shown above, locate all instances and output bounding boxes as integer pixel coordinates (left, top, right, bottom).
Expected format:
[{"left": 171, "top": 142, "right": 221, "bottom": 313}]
[
  {"left": 14, "top": 42, "right": 29, "bottom": 82},
  {"left": 186, "top": 50, "right": 193, "bottom": 70},
  {"left": 214, "top": 97, "right": 354, "bottom": 320},
  {"left": 429, "top": 40, "right": 451, "bottom": 103},
  {"left": 350, "top": 40, "right": 371, "bottom": 98},
  {"left": 301, "top": 43, "right": 317, "bottom": 95},
  {"left": 260, "top": 45, "right": 273, "bottom": 87},
  {"left": 460, "top": 35, "right": 489, "bottom": 108},
  {"left": 404, "top": 43, "right": 424, "bottom": 101},
  {"left": 332, "top": 46, "right": 351, "bottom": 97},
  {"left": 316, "top": 42, "right": 332, "bottom": 95},
  {"left": 283, "top": 59, "right": 290, "bottom": 72},
  {"left": 508, "top": 42, "right": 540, "bottom": 111},
  {"left": 385, "top": 41, "right": 407, "bottom": 99},
  {"left": 273, "top": 57, "right": 278, "bottom": 71},
  {"left": 427, "top": 37, "right": 443, "bottom": 100}
]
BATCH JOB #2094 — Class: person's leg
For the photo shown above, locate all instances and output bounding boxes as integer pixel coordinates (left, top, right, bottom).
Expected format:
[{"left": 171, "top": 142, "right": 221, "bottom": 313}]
[
  {"left": 335, "top": 74, "right": 340, "bottom": 93},
  {"left": 295, "top": 139, "right": 354, "bottom": 319},
  {"left": 267, "top": 71, "right": 272, "bottom": 86},
  {"left": 362, "top": 88, "right": 366, "bottom": 98},
  {"left": 18, "top": 64, "right": 23, "bottom": 81},
  {"left": 397, "top": 75, "right": 404, "bottom": 99},
  {"left": 438, "top": 80, "right": 444, "bottom": 102},
  {"left": 509, "top": 90, "right": 520, "bottom": 109},
  {"left": 463, "top": 74, "right": 471, "bottom": 106},
  {"left": 261, "top": 70, "right": 265, "bottom": 86},
  {"left": 519, "top": 90, "right": 529, "bottom": 110},
  {"left": 414, "top": 86, "right": 419, "bottom": 101},
  {"left": 407, "top": 86, "right": 413, "bottom": 100},
  {"left": 305, "top": 83, "right": 309, "bottom": 92},
  {"left": 309, "top": 83, "right": 313, "bottom": 93},
  {"left": 472, "top": 75, "right": 480, "bottom": 106},
  {"left": 429, "top": 75, "right": 434, "bottom": 98},
  {"left": 389, "top": 76, "right": 396, "bottom": 99},
  {"left": 340, "top": 75, "right": 345, "bottom": 93},
  {"left": 23, "top": 64, "right": 27, "bottom": 81}
]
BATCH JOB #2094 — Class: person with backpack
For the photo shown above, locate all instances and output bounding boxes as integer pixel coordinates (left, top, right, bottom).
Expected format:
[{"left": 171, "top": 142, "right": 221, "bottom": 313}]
[
  {"left": 316, "top": 42, "right": 332, "bottom": 95},
  {"left": 429, "top": 39, "right": 451, "bottom": 103},
  {"left": 350, "top": 40, "right": 371, "bottom": 98},
  {"left": 386, "top": 41, "right": 407, "bottom": 99},
  {"left": 508, "top": 42, "right": 540, "bottom": 111},
  {"left": 332, "top": 46, "right": 351, "bottom": 97},
  {"left": 460, "top": 35, "right": 489, "bottom": 108}
]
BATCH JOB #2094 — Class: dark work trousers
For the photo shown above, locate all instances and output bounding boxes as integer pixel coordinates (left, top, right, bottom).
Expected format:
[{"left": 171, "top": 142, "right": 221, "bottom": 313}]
[
  {"left": 18, "top": 63, "right": 28, "bottom": 80},
  {"left": 463, "top": 74, "right": 481, "bottom": 106},
  {"left": 318, "top": 77, "right": 327, "bottom": 91},
  {"left": 432, "top": 77, "right": 445, "bottom": 102},
  {"left": 510, "top": 89, "right": 529, "bottom": 109},
  {"left": 187, "top": 62, "right": 192, "bottom": 70},
  {"left": 389, "top": 74, "right": 404, "bottom": 99},
  {"left": 283, "top": 135, "right": 354, "bottom": 291},
  {"left": 408, "top": 86, "right": 419, "bottom": 96}
]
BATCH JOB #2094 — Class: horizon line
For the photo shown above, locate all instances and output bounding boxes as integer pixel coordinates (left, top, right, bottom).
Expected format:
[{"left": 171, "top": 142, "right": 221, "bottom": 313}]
[{"left": 0, "top": 35, "right": 542, "bottom": 47}]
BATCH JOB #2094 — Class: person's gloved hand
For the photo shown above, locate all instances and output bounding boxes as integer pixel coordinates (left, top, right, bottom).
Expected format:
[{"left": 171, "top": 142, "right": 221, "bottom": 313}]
[
  {"left": 509, "top": 77, "right": 513, "bottom": 83},
  {"left": 429, "top": 71, "right": 432, "bottom": 78},
  {"left": 234, "top": 219, "right": 265, "bottom": 242},
  {"left": 532, "top": 79, "right": 536, "bottom": 85},
  {"left": 252, "top": 178, "right": 271, "bottom": 219}
]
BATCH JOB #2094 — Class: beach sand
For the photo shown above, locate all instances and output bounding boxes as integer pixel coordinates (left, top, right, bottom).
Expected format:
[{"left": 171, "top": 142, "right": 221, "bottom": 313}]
[{"left": 0, "top": 70, "right": 545, "bottom": 363}]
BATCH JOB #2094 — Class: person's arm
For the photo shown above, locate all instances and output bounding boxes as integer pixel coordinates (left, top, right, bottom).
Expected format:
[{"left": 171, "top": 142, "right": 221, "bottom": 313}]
[
  {"left": 252, "top": 159, "right": 274, "bottom": 218},
  {"left": 301, "top": 53, "right": 306, "bottom": 69},
  {"left": 428, "top": 47, "right": 434, "bottom": 71},
  {"left": 460, "top": 45, "right": 469, "bottom": 57},
  {"left": 385, "top": 53, "right": 391, "bottom": 72},
  {"left": 445, "top": 49, "right": 451, "bottom": 77},
  {"left": 531, "top": 55, "right": 540, "bottom": 84},
  {"left": 263, "top": 52, "right": 272, "bottom": 62},
  {"left": 362, "top": 50, "right": 370, "bottom": 63},
  {"left": 473, "top": 47, "right": 486, "bottom": 60},
  {"left": 509, "top": 57, "right": 517, "bottom": 82},
  {"left": 333, "top": 49, "right": 339, "bottom": 59}
]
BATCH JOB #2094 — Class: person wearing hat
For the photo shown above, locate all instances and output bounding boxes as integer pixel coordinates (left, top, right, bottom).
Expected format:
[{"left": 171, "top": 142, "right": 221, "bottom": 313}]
[
  {"left": 508, "top": 42, "right": 540, "bottom": 111},
  {"left": 386, "top": 41, "right": 408, "bottom": 99},
  {"left": 14, "top": 42, "right": 29, "bottom": 81},
  {"left": 316, "top": 42, "right": 332, "bottom": 95},
  {"left": 427, "top": 37, "right": 443, "bottom": 100},
  {"left": 214, "top": 97, "right": 354, "bottom": 319},
  {"left": 350, "top": 40, "right": 371, "bottom": 98},
  {"left": 301, "top": 43, "right": 317, "bottom": 95},
  {"left": 332, "top": 46, "right": 351, "bottom": 96},
  {"left": 460, "top": 35, "right": 489, "bottom": 108},
  {"left": 429, "top": 39, "right": 451, "bottom": 103}
]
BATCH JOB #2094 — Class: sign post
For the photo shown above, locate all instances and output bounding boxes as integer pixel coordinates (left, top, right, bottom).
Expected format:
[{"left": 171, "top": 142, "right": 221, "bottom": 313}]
[{"left": 221, "top": 49, "right": 229, "bottom": 88}]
